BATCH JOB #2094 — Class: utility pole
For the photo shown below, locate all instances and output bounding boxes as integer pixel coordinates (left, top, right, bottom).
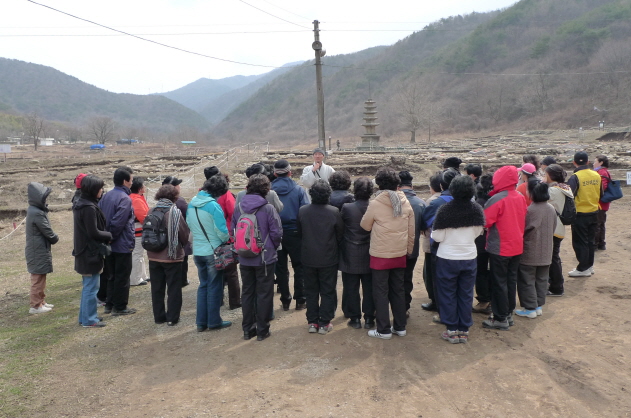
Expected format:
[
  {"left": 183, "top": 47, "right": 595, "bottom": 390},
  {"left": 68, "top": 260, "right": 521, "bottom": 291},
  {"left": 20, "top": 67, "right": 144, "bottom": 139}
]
[{"left": 312, "top": 20, "right": 326, "bottom": 151}]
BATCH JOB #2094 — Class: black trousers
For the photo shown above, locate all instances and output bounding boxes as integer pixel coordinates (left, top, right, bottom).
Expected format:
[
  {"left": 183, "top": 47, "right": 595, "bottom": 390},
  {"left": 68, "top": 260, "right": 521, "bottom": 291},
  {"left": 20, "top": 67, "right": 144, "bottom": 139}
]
[
  {"left": 240, "top": 263, "right": 275, "bottom": 334},
  {"left": 595, "top": 209, "right": 607, "bottom": 248},
  {"left": 223, "top": 261, "right": 241, "bottom": 307},
  {"left": 422, "top": 252, "right": 436, "bottom": 302},
  {"left": 475, "top": 252, "right": 491, "bottom": 303},
  {"left": 341, "top": 271, "right": 375, "bottom": 320},
  {"left": 571, "top": 212, "right": 597, "bottom": 272},
  {"left": 372, "top": 268, "right": 407, "bottom": 334},
  {"left": 104, "top": 252, "right": 133, "bottom": 311},
  {"left": 403, "top": 257, "right": 417, "bottom": 311},
  {"left": 489, "top": 253, "right": 520, "bottom": 322},
  {"left": 149, "top": 260, "right": 183, "bottom": 323},
  {"left": 303, "top": 265, "right": 338, "bottom": 326},
  {"left": 275, "top": 229, "right": 305, "bottom": 304},
  {"left": 97, "top": 259, "right": 109, "bottom": 302},
  {"left": 548, "top": 237, "right": 564, "bottom": 294},
  {"left": 181, "top": 255, "right": 189, "bottom": 286}
]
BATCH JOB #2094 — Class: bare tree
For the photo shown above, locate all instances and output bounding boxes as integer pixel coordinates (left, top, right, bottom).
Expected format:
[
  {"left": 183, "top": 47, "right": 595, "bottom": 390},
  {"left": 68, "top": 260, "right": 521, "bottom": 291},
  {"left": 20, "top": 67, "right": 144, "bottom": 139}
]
[
  {"left": 23, "top": 113, "right": 44, "bottom": 151},
  {"left": 90, "top": 116, "right": 115, "bottom": 144},
  {"left": 394, "top": 82, "right": 424, "bottom": 143}
]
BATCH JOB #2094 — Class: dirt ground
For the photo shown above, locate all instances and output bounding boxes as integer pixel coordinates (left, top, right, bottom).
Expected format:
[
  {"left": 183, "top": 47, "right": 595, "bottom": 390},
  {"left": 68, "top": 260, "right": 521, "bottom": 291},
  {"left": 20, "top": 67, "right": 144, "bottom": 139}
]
[{"left": 2, "top": 140, "right": 631, "bottom": 417}]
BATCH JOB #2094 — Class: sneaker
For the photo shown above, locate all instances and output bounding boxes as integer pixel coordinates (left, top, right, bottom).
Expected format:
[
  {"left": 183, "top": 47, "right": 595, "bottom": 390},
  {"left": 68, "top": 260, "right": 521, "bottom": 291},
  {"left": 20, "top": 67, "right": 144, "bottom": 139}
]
[
  {"left": 82, "top": 322, "right": 106, "bottom": 328},
  {"left": 507, "top": 313, "right": 515, "bottom": 326},
  {"left": 131, "top": 280, "right": 148, "bottom": 286},
  {"left": 589, "top": 266, "right": 595, "bottom": 275},
  {"left": 368, "top": 329, "right": 392, "bottom": 340},
  {"left": 568, "top": 269, "right": 591, "bottom": 277},
  {"left": 364, "top": 317, "right": 375, "bottom": 329},
  {"left": 29, "top": 306, "right": 52, "bottom": 314},
  {"left": 458, "top": 331, "right": 469, "bottom": 343},
  {"left": 472, "top": 302, "right": 492, "bottom": 314},
  {"left": 392, "top": 328, "right": 407, "bottom": 337},
  {"left": 111, "top": 308, "right": 137, "bottom": 316},
  {"left": 347, "top": 318, "right": 362, "bottom": 329},
  {"left": 536, "top": 307, "right": 543, "bottom": 316},
  {"left": 318, "top": 323, "right": 333, "bottom": 335},
  {"left": 432, "top": 315, "right": 443, "bottom": 324},
  {"left": 308, "top": 323, "right": 319, "bottom": 333},
  {"left": 256, "top": 330, "right": 271, "bottom": 341},
  {"left": 482, "top": 318, "right": 509, "bottom": 330},
  {"left": 103, "top": 306, "right": 112, "bottom": 314},
  {"left": 547, "top": 290, "right": 564, "bottom": 297},
  {"left": 441, "top": 330, "right": 460, "bottom": 344},
  {"left": 209, "top": 321, "right": 232, "bottom": 330},
  {"left": 96, "top": 298, "right": 106, "bottom": 307},
  {"left": 43, "top": 302, "right": 54, "bottom": 308},
  {"left": 295, "top": 302, "right": 307, "bottom": 311},
  {"left": 515, "top": 309, "right": 537, "bottom": 319},
  {"left": 281, "top": 301, "right": 290, "bottom": 311}
]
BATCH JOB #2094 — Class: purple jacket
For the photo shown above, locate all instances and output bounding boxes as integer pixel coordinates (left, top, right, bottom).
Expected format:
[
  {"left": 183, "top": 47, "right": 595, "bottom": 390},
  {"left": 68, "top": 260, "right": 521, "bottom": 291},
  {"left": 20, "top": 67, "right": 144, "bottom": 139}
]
[
  {"left": 98, "top": 185, "right": 135, "bottom": 253},
  {"left": 231, "top": 194, "right": 283, "bottom": 267}
]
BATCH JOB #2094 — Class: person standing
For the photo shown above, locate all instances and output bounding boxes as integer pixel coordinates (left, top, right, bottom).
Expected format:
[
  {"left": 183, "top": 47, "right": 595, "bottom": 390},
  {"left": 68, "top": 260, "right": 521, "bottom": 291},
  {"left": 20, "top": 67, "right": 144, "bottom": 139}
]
[
  {"left": 340, "top": 177, "right": 375, "bottom": 329},
  {"left": 187, "top": 175, "right": 231, "bottom": 332},
  {"left": 398, "top": 171, "right": 426, "bottom": 317},
  {"left": 99, "top": 167, "right": 137, "bottom": 316},
  {"left": 544, "top": 164, "right": 573, "bottom": 297},
  {"left": 25, "top": 182, "right": 59, "bottom": 314},
  {"left": 567, "top": 151, "right": 602, "bottom": 277},
  {"left": 516, "top": 163, "right": 537, "bottom": 207},
  {"left": 300, "top": 148, "right": 335, "bottom": 189},
  {"left": 162, "top": 176, "right": 192, "bottom": 288},
  {"left": 472, "top": 173, "right": 494, "bottom": 314},
  {"left": 73, "top": 175, "right": 112, "bottom": 327},
  {"left": 232, "top": 174, "right": 283, "bottom": 341},
  {"left": 298, "top": 180, "right": 344, "bottom": 335},
  {"left": 464, "top": 164, "right": 482, "bottom": 184},
  {"left": 130, "top": 177, "right": 149, "bottom": 286},
  {"left": 271, "top": 159, "right": 310, "bottom": 311},
  {"left": 431, "top": 176, "right": 485, "bottom": 343},
  {"left": 593, "top": 155, "right": 611, "bottom": 251},
  {"left": 329, "top": 170, "right": 355, "bottom": 210},
  {"left": 361, "top": 167, "right": 414, "bottom": 339},
  {"left": 482, "top": 165, "right": 527, "bottom": 331},
  {"left": 236, "top": 163, "right": 284, "bottom": 213},
  {"left": 420, "top": 174, "right": 442, "bottom": 313}
]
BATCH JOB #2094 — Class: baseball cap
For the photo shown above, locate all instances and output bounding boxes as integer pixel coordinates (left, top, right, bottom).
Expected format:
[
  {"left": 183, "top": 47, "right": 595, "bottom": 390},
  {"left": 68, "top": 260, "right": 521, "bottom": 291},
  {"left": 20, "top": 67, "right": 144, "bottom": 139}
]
[
  {"left": 518, "top": 163, "right": 536, "bottom": 175},
  {"left": 574, "top": 151, "right": 588, "bottom": 165}
]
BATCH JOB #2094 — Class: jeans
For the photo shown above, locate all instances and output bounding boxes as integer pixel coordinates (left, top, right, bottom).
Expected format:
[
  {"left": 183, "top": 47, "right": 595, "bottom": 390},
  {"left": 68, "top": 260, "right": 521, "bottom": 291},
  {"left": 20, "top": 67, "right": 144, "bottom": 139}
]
[
  {"left": 434, "top": 257, "right": 476, "bottom": 332},
  {"left": 489, "top": 253, "right": 520, "bottom": 322},
  {"left": 149, "top": 261, "right": 183, "bottom": 323},
  {"left": 194, "top": 254, "right": 225, "bottom": 328},
  {"left": 79, "top": 274, "right": 100, "bottom": 326},
  {"left": 571, "top": 212, "right": 597, "bottom": 272},
  {"left": 275, "top": 229, "right": 305, "bottom": 304}
]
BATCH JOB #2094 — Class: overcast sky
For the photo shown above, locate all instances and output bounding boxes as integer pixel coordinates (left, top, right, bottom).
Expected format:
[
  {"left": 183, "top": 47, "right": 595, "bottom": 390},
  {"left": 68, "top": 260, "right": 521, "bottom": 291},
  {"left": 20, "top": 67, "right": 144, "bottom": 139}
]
[{"left": 2, "top": 0, "right": 517, "bottom": 94}]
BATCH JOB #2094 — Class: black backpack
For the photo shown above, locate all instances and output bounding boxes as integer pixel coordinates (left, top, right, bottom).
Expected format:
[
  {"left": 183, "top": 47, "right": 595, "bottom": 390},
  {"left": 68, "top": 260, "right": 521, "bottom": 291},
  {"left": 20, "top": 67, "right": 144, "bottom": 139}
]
[
  {"left": 141, "top": 207, "right": 169, "bottom": 251},
  {"left": 557, "top": 194, "right": 577, "bottom": 225}
]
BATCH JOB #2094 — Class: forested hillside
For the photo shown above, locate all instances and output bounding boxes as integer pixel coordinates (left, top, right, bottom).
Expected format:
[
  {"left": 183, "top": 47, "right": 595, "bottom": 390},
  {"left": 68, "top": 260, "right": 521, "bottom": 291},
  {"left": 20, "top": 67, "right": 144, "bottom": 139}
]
[{"left": 214, "top": 0, "right": 631, "bottom": 145}]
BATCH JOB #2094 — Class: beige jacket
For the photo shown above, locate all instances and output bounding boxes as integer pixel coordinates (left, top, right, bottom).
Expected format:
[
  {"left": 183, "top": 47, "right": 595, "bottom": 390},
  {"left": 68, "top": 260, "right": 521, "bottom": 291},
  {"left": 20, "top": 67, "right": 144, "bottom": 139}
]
[
  {"left": 360, "top": 191, "right": 415, "bottom": 258},
  {"left": 548, "top": 184, "right": 573, "bottom": 239}
]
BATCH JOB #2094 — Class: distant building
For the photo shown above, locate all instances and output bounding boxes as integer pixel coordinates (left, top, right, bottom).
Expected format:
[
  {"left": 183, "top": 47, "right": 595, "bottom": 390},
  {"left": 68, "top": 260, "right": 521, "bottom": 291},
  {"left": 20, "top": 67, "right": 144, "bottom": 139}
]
[
  {"left": 39, "top": 138, "right": 54, "bottom": 147},
  {"left": 181, "top": 141, "right": 197, "bottom": 145}
]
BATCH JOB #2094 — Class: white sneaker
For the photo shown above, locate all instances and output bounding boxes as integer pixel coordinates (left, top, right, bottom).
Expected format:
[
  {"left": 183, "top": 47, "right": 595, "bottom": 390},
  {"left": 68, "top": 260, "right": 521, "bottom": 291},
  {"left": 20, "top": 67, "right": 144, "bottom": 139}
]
[
  {"left": 368, "top": 329, "right": 392, "bottom": 340},
  {"left": 589, "top": 267, "right": 595, "bottom": 275},
  {"left": 515, "top": 309, "right": 537, "bottom": 319},
  {"left": 44, "top": 303, "right": 54, "bottom": 308},
  {"left": 536, "top": 307, "right": 543, "bottom": 316},
  {"left": 392, "top": 329, "right": 407, "bottom": 337},
  {"left": 568, "top": 269, "right": 591, "bottom": 277},
  {"left": 29, "top": 306, "right": 52, "bottom": 314}
]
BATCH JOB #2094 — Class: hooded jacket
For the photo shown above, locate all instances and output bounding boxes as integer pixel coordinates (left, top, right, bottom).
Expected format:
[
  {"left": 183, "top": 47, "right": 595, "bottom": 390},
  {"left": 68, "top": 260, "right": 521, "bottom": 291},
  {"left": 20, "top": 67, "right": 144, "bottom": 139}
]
[
  {"left": 484, "top": 165, "right": 527, "bottom": 257},
  {"left": 401, "top": 188, "right": 426, "bottom": 259},
  {"left": 271, "top": 177, "right": 310, "bottom": 230},
  {"left": 231, "top": 194, "right": 283, "bottom": 267},
  {"left": 25, "top": 182, "right": 59, "bottom": 274},
  {"left": 548, "top": 183, "right": 573, "bottom": 239},
  {"left": 73, "top": 195, "right": 113, "bottom": 275},
  {"left": 360, "top": 191, "right": 415, "bottom": 258},
  {"left": 98, "top": 185, "right": 135, "bottom": 253},
  {"left": 187, "top": 191, "right": 229, "bottom": 256}
]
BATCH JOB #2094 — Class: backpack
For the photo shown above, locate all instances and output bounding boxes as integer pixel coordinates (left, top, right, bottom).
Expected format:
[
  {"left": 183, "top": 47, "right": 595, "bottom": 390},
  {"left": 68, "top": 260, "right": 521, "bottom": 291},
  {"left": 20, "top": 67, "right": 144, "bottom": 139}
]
[
  {"left": 558, "top": 194, "right": 577, "bottom": 225},
  {"left": 233, "top": 203, "right": 267, "bottom": 258},
  {"left": 141, "top": 207, "right": 169, "bottom": 251}
]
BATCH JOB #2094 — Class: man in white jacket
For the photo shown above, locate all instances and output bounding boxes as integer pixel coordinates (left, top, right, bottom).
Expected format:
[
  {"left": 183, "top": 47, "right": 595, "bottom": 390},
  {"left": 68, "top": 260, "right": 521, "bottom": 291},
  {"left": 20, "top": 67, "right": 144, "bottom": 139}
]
[{"left": 300, "top": 148, "right": 335, "bottom": 189}]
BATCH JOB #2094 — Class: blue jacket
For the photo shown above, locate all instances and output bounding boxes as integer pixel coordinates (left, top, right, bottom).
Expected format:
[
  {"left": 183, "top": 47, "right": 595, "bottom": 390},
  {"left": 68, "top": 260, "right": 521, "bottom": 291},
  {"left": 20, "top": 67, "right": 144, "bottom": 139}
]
[
  {"left": 231, "top": 194, "right": 283, "bottom": 267},
  {"left": 402, "top": 188, "right": 426, "bottom": 259},
  {"left": 98, "top": 185, "right": 135, "bottom": 253},
  {"left": 271, "top": 177, "right": 310, "bottom": 230},
  {"left": 420, "top": 190, "right": 453, "bottom": 254},
  {"left": 187, "top": 191, "right": 229, "bottom": 256}
]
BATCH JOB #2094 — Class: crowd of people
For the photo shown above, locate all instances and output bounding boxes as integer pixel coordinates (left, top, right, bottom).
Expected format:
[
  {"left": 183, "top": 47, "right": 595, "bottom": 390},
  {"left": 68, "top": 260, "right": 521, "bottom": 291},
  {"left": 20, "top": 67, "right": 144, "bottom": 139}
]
[{"left": 24, "top": 148, "right": 614, "bottom": 344}]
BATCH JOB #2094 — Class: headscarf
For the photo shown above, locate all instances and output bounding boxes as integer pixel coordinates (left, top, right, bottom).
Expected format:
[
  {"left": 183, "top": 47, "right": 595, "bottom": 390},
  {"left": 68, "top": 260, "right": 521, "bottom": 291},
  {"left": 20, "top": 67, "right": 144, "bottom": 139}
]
[{"left": 377, "top": 190, "right": 402, "bottom": 217}]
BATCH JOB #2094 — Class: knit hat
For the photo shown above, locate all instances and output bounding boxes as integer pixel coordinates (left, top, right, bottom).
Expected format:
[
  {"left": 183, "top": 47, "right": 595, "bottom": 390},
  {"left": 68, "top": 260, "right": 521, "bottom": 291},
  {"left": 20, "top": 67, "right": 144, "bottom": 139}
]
[
  {"left": 74, "top": 173, "right": 87, "bottom": 189},
  {"left": 518, "top": 163, "right": 536, "bottom": 175},
  {"left": 443, "top": 157, "right": 462, "bottom": 169},
  {"left": 542, "top": 156, "right": 556, "bottom": 166},
  {"left": 204, "top": 166, "right": 220, "bottom": 180},
  {"left": 398, "top": 171, "right": 413, "bottom": 186},
  {"left": 274, "top": 159, "right": 292, "bottom": 175},
  {"left": 162, "top": 176, "right": 183, "bottom": 186},
  {"left": 574, "top": 151, "right": 588, "bottom": 165}
]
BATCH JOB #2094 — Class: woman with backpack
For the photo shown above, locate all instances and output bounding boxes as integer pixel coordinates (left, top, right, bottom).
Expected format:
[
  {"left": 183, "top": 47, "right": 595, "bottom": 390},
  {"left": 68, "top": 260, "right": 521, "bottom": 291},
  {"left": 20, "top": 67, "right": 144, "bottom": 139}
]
[
  {"left": 73, "top": 175, "right": 112, "bottom": 327},
  {"left": 145, "top": 184, "right": 191, "bottom": 326},
  {"left": 231, "top": 174, "right": 283, "bottom": 341},
  {"left": 543, "top": 164, "right": 574, "bottom": 297},
  {"left": 593, "top": 155, "right": 611, "bottom": 251},
  {"left": 187, "top": 175, "right": 231, "bottom": 332}
]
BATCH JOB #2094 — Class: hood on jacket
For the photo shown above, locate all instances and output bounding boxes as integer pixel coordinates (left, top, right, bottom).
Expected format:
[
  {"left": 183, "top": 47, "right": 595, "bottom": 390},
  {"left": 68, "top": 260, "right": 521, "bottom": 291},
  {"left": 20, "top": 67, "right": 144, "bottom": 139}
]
[
  {"left": 491, "top": 166, "right": 519, "bottom": 195},
  {"left": 28, "top": 182, "right": 51, "bottom": 210},
  {"left": 73, "top": 194, "right": 99, "bottom": 211},
  {"left": 551, "top": 183, "right": 574, "bottom": 198},
  {"left": 189, "top": 191, "right": 216, "bottom": 208},
  {"left": 272, "top": 177, "right": 297, "bottom": 196},
  {"left": 239, "top": 194, "right": 268, "bottom": 213}
]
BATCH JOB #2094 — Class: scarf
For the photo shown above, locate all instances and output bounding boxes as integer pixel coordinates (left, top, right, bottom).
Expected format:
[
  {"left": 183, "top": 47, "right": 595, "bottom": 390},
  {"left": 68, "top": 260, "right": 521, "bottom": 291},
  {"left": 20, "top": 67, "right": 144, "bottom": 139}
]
[
  {"left": 377, "top": 190, "right": 402, "bottom": 217},
  {"left": 155, "top": 198, "right": 181, "bottom": 259},
  {"left": 433, "top": 199, "right": 485, "bottom": 230}
]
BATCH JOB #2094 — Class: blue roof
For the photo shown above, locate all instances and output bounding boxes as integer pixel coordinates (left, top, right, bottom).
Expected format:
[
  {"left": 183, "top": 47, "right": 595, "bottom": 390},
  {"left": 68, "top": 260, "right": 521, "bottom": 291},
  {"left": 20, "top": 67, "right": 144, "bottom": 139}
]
[{"left": 181, "top": 141, "right": 197, "bottom": 144}]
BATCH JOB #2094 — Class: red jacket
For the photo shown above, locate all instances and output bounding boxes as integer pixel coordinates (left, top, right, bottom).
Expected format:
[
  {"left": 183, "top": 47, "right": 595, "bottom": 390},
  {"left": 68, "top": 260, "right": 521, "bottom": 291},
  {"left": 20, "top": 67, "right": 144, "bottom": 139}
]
[
  {"left": 130, "top": 193, "right": 149, "bottom": 237},
  {"left": 217, "top": 191, "right": 236, "bottom": 237},
  {"left": 484, "top": 165, "right": 527, "bottom": 257},
  {"left": 596, "top": 167, "right": 611, "bottom": 211}
]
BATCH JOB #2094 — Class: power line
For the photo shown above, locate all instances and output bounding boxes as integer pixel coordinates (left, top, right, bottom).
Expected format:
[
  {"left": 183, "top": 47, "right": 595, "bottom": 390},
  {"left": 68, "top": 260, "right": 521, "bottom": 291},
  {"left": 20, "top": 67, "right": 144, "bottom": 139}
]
[
  {"left": 236, "top": 0, "right": 311, "bottom": 29},
  {"left": 256, "top": 0, "right": 312, "bottom": 21},
  {"left": 25, "top": 0, "right": 301, "bottom": 69},
  {"left": 0, "top": 30, "right": 310, "bottom": 37}
]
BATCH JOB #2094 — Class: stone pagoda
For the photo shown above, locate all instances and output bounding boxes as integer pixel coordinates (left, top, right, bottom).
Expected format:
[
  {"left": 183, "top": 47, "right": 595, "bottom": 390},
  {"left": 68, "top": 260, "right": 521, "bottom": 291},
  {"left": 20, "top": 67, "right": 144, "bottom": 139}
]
[{"left": 358, "top": 99, "right": 383, "bottom": 150}]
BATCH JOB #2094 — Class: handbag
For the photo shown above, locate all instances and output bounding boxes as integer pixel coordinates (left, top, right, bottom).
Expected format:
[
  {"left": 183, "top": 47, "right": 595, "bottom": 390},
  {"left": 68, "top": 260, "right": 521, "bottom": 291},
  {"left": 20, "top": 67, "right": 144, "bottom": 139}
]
[
  {"left": 195, "top": 208, "right": 235, "bottom": 270},
  {"left": 97, "top": 242, "right": 112, "bottom": 257},
  {"left": 601, "top": 173, "right": 623, "bottom": 203}
]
